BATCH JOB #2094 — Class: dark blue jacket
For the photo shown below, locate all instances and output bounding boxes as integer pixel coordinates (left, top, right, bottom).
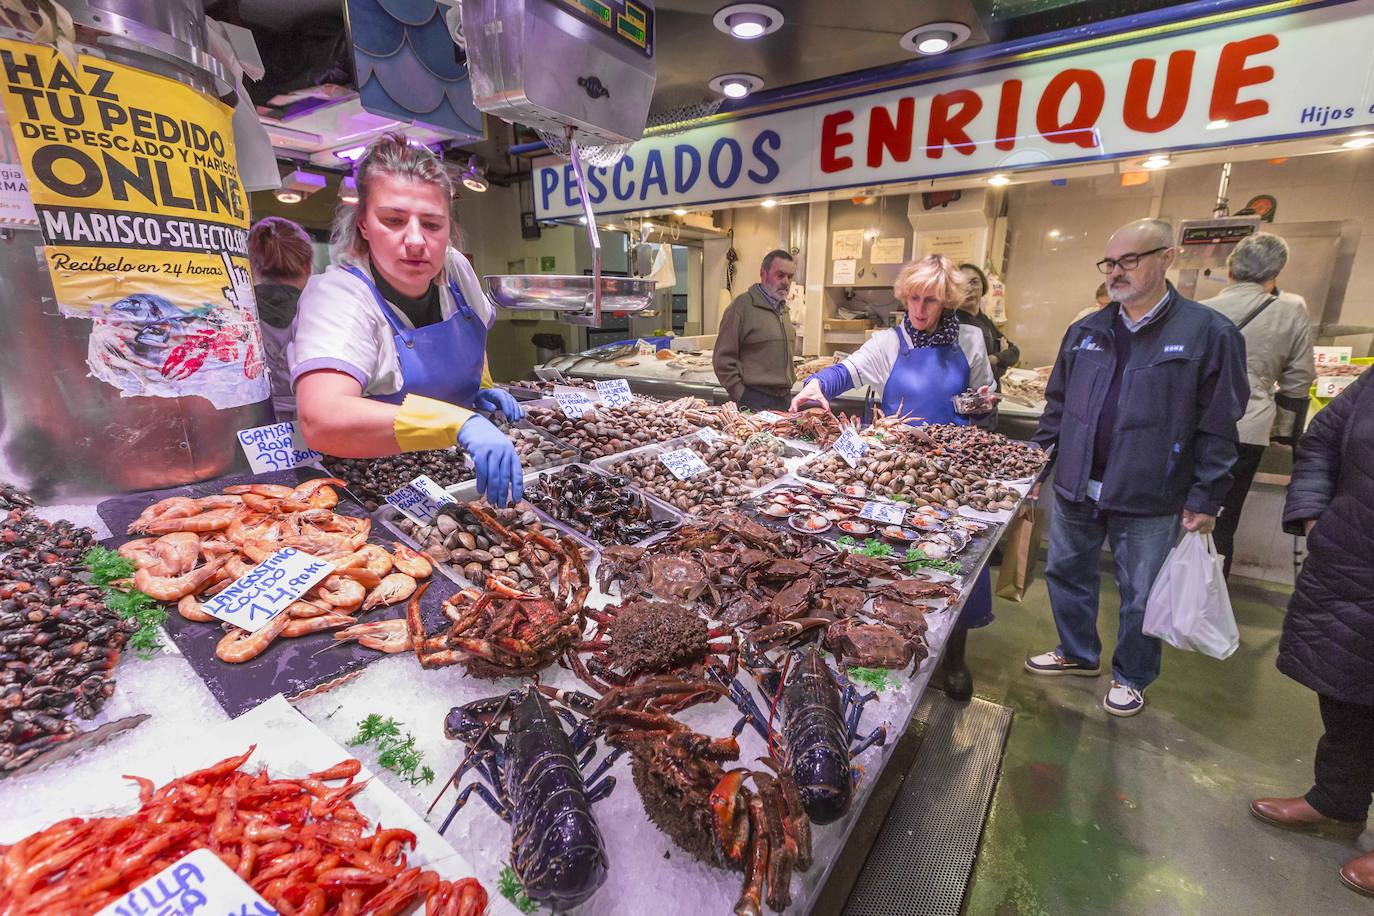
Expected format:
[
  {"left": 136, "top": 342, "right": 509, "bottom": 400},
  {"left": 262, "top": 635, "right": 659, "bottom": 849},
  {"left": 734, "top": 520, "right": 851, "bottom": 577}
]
[
  {"left": 1033, "top": 284, "right": 1248, "bottom": 516},
  {"left": 1278, "top": 370, "right": 1374, "bottom": 704}
]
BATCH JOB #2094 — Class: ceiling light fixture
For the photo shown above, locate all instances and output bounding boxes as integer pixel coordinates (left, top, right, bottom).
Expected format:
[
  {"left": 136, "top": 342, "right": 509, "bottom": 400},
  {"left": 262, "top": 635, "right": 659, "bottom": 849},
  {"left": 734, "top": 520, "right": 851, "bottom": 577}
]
[
  {"left": 900, "top": 22, "right": 972, "bottom": 56},
  {"left": 461, "top": 155, "right": 488, "bottom": 192},
  {"left": 673, "top": 208, "right": 688, "bottom": 216},
  {"left": 1341, "top": 136, "right": 1374, "bottom": 149},
  {"left": 713, "top": 4, "right": 783, "bottom": 40},
  {"left": 709, "top": 73, "right": 764, "bottom": 100},
  {"left": 338, "top": 175, "right": 358, "bottom": 205},
  {"left": 1141, "top": 155, "right": 1171, "bottom": 169},
  {"left": 760, "top": 198, "right": 778, "bottom": 208},
  {"left": 985, "top": 174, "right": 1011, "bottom": 186},
  {"left": 273, "top": 189, "right": 303, "bottom": 204},
  {"left": 333, "top": 144, "right": 368, "bottom": 162},
  {"left": 274, "top": 168, "right": 327, "bottom": 205}
]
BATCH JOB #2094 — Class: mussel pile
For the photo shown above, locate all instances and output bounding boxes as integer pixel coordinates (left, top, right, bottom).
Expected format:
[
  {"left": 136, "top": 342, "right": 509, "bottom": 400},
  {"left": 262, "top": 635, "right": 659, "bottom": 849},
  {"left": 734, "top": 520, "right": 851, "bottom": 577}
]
[
  {"left": 605, "top": 436, "right": 788, "bottom": 515},
  {"left": 1, "top": 509, "right": 134, "bottom": 773},
  {"left": 325, "top": 450, "right": 475, "bottom": 510},
  {"left": 922, "top": 424, "right": 1049, "bottom": 480},
  {"left": 527, "top": 465, "right": 677, "bottom": 547},
  {"left": 801, "top": 444, "right": 1019, "bottom": 512},
  {"left": 0, "top": 481, "right": 33, "bottom": 511},
  {"left": 392, "top": 501, "right": 578, "bottom": 590},
  {"left": 523, "top": 399, "right": 705, "bottom": 459}
]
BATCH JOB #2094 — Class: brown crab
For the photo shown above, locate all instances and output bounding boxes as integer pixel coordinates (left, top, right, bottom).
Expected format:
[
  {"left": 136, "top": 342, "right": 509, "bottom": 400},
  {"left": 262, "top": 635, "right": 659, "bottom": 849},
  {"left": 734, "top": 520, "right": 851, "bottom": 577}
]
[{"left": 825, "top": 617, "right": 928, "bottom": 672}]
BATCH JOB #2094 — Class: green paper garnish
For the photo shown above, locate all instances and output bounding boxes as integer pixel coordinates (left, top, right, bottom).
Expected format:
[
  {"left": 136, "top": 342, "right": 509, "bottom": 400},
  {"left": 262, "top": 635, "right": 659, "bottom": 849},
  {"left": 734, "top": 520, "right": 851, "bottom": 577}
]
[
  {"left": 848, "top": 666, "right": 893, "bottom": 692},
  {"left": 349, "top": 715, "right": 434, "bottom": 785},
  {"left": 499, "top": 865, "right": 539, "bottom": 914},
  {"left": 84, "top": 547, "right": 164, "bottom": 659}
]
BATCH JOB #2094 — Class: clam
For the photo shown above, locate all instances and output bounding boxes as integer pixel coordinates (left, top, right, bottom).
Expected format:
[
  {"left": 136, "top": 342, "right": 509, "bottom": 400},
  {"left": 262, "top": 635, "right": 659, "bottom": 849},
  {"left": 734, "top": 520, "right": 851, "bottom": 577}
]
[
  {"left": 789, "top": 513, "right": 833, "bottom": 534},
  {"left": 837, "top": 519, "right": 873, "bottom": 535}
]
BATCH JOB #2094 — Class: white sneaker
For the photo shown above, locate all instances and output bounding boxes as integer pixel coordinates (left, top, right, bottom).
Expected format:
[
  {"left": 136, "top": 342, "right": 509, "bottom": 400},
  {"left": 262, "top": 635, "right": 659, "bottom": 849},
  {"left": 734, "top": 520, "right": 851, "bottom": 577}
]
[
  {"left": 1102, "top": 681, "right": 1145, "bottom": 717},
  {"left": 1024, "top": 650, "right": 1101, "bottom": 677}
]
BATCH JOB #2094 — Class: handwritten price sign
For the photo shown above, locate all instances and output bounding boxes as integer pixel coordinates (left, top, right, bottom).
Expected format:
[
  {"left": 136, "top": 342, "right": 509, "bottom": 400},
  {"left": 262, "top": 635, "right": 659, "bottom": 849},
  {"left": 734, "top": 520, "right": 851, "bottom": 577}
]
[
  {"left": 237, "top": 421, "right": 322, "bottom": 474},
  {"left": 751, "top": 410, "right": 785, "bottom": 425},
  {"left": 1316, "top": 376, "right": 1355, "bottom": 398},
  {"left": 1313, "top": 346, "right": 1353, "bottom": 367},
  {"left": 385, "top": 474, "right": 457, "bottom": 526},
  {"left": 595, "top": 378, "right": 634, "bottom": 408},
  {"left": 533, "top": 365, "right": 567, "bottom": 382},
  {"left": 859, "top": 500, "right": 906, "bottom": 525},
  {"left": 96, "top": 848, "right": 277, "bottom": 916},
  {"left": 199, "top": 548, "right": 330, "bottom": 633},
  {"left": 695, "top": 426, "right": 720, "bottom": 444},
  {"left": 833, "top": 428, "right": 868, "bottom": 468},
  {"left": 660, "top": 447, "right": 710, "bottom": 480},
  {"left": 554, "top": 391, "right": 597, "bottom": 419}
]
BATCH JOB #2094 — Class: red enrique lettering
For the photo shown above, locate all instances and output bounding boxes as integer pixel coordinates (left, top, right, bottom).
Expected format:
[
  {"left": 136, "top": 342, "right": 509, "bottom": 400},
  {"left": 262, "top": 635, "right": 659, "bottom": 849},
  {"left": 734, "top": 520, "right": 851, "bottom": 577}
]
[
  {"left": 926, "top": 89, "right": 982, "bottom": 158},
  {"left": 995, "top": 79, "right": 1022, "bottom": 151},
  {"left": 1123, "top": 50, "right": 1196, "bottom": 133},
  {"left": 1036, "top": 69, "right": 1105, "bottom": 148},
  {"left": 1210, "top": 34, "right": 1278, "bottom": 122},
  {"left": 867, "top": 97, "right": 915, "bottom": 168},
  {"left": 820, "top": 110, "right": 855, "bottom": 173}
]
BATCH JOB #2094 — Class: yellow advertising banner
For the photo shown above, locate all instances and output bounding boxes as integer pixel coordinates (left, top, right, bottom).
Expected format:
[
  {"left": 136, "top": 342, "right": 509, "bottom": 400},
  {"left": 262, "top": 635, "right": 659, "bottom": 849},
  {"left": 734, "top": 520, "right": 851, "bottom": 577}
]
[{"left": 0, "top": 38, "right": 267, "bottom": 409}]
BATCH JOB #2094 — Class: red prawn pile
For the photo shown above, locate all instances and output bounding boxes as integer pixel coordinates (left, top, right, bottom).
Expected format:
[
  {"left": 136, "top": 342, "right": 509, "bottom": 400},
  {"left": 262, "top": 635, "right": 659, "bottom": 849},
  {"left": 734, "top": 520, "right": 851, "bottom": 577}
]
[{"left": 0, "top": 746, "right": 486, "bottom": 916}]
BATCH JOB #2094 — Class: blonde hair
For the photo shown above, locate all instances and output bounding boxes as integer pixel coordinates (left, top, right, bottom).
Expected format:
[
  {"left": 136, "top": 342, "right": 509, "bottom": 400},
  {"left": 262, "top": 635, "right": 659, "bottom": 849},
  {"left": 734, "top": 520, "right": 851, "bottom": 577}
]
[
  {"left": 248, "top": 216, "right": 313, "bottom": 282},
  {"left": 329, "top": 132, "right": 460, "bottom": 263},
  {"left": 893, "top": 254, "right": 969, "bottom": 309}
]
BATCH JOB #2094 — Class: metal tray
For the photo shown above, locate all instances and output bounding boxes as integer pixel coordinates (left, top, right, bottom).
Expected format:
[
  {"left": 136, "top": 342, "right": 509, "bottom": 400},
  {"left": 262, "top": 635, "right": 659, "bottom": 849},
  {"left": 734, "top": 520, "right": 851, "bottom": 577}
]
[
  {"left": 373, "top": 477, "right": 601, "bottom": 590},
  {"left": 508, "top": 425, "right": 583, "bottom": 471},
  {"left": 484, "top": 274, "right": 655, "bottom": 313},
  {"left": 591, "top": 433, "right": 794, "bottom": 516},
  {"left": 518, "top": 398, "right": 705, "bottom": 463},
  {"left": 522, "top": 462, "right": 683, "bottom": 549}
]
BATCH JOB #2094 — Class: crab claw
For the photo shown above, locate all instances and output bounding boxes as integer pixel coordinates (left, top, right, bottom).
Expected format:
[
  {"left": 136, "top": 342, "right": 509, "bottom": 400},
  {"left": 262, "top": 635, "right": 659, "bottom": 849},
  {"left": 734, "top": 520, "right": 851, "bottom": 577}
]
[{"left": 710, "top": 768, "right": 752, "bottom": 865}]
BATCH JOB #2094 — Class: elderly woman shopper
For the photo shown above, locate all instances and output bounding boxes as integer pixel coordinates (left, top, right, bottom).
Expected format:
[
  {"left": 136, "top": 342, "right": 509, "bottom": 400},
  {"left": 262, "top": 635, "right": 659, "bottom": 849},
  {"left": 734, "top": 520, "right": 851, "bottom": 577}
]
[
  {"left": 1250, "top": 369, "right": 1374, "bottom": 898},
  {"left": 1203, "top": 232, "right": 1315, "bottom": 579},
  {"left": 792, "top": 254, "right": 994, "bottom": 700},
  {"left": 288, "top": 133, "right": 524, "bottom": 505}
]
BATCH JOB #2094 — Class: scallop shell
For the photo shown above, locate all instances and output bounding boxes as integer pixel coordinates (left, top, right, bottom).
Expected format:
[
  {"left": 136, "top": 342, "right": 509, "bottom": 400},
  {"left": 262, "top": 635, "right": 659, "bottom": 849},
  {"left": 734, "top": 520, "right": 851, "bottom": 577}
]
[
  {"left": 908, "top": 514, "right": 945, "bottom": 532},
  {"left": 840, "top": 484, "right": 867, "bottom": 497},
  {"left": 821, "top": 507, "right": 850, "bottom": 522},
  {"left": 915, "top": 540, "right": 951, "bottom": 559},
  {"left": 881, "top": 526, "right": 921, "bottom": 543},
  {"left": 837, "top": 520, "right": 873, "bottom": 535},
  {"left": 789, "top": 513, "right": 833, "bottom": 534},
  {"left": 761, "top": 502, "right": 792, "bottom": 518}
]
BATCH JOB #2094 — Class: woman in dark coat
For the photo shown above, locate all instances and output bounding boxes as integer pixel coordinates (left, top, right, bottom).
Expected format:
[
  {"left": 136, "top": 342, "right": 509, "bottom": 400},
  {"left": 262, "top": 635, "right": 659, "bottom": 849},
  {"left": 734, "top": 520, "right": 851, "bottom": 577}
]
[{"left": 1250, "top": 369, "right": 1374, "bottom": 897}]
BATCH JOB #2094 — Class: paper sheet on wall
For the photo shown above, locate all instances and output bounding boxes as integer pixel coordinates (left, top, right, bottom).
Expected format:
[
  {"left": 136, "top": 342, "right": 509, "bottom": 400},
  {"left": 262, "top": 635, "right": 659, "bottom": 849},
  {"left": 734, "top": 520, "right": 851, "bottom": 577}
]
[
  {"left": 871, "top": 237, "right": 906, "bottom": 264},
  {"left": 916, "top": 228, "right": 980, "bottom": 265},
  {"left": 831, "top": 229, "right": 865, "bottom": 260},
  {"left": 832, "top": 259, "right": 857, "bottom": 285}
]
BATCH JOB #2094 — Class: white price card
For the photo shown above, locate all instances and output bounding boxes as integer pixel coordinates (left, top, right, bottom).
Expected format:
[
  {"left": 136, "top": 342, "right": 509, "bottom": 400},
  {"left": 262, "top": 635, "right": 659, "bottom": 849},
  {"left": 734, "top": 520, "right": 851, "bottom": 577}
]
[
  {"left": 595, "top": 378, "right": 634, "bottom": 408},
  {"left": 1313, "top": 346, "right": 1353, "bottom": 366},
  {"left": 636, "top": 338, "right": 659, "bottom": 356},
  {"left": 199, "top": 548, "right": 332, "bottom": 633},
  {"left": 833, "top": 427, "right": 869, "bottom": 468},
  {"left": 96, "top": 848, "right": 276, "bottom": 916},
  {"left": 859, "top": 500, "right": 907, "bottom": 525},
  {"left": 236, "top": 421, "right": 322, "bottom": 474},
  {"left": 385, "top": 474, "right": 458, "bottom": 526},
  {"left": 751, "top": 410, "right": 785, "bottom": 425},
  {"left": 533, "top": 365, "right": 567, "bottom": 382},
  {"left": 695, "top": 426, "right": 720, "bottom": 444},
  {"left": 1316, "top": 376, "right": 1356, "bottom": 398},
  {"left": 660, "top": 447, "right": 710, "bottom": 480},
  {"left": 554, "top": 391, "right": 598, "bottom": 418}
]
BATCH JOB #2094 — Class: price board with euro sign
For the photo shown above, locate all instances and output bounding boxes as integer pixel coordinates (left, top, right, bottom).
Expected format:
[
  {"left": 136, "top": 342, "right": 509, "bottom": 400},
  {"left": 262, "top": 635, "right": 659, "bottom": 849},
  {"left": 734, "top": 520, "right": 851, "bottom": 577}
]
[
  {"left": 95, "top": 848, "right": 277, "bottom": 916},
  {"left": 385, "top": 474, "right": 458, "bottom": 526},
  {"left": 595, "top": 378, "right": 634, "bottom": 408},
  {"left": 237, "top": 421, "right": 322, "bottom": 474},
  {"left": 554, "top": 391, "right": 598, "bottom": 418},
  {"left": 833, "top": 428, "right": 869, "bottom": 468},
  {"left": 198, "top": 548, "right": 332, "bottom": 633},
  {"left": 659, "top": 447, "right": 710, "bottom": 480},
  {"left": 859, "top": 500, "right": 907, "bottom": 526}
]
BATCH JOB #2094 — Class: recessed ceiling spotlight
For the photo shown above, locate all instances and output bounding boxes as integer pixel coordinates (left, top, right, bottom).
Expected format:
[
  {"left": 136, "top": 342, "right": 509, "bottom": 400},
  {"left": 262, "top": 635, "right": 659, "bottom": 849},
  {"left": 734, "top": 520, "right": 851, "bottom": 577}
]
[
  {"left": 461, "top": 155, "right": 488, "bottom": 192},
  {"left": 709, "top": 73, "right": 765, "bottom": 100},
  {"left": 713, "top": 4, "right": 783, "bottom": 40},
  {"left": 760, "top": 198, "right": 778, "bottom": 208},
  {"left": 1341, "top": 136, "right": 1374, "bottom": 149},
  {"left": 1141, "top": 155, "right": 1171, "bottom": 169},
  {"left": 985, "top": 174, "right": 1011, "bottom": 186},
  {"left": 900, "top": 22, "right": 972, "bottom": 56},
  {"left": 273, "top": 189, "right": 303, "bottom": 204},
  {"left": 338, "top": 175, "right": 358, "bottom": 205}
]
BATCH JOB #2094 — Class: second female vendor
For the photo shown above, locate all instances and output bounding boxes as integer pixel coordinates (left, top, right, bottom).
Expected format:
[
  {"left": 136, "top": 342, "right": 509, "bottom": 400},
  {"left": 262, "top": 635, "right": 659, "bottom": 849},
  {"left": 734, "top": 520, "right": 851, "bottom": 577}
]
[{"left": 288, "top": 134, "right": 525, "bottom": 504}]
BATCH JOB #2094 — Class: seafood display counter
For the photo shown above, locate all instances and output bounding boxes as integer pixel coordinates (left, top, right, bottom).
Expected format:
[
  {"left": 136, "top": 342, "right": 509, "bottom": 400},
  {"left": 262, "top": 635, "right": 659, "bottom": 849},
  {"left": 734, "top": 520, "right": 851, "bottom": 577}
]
[{"left": 0, "top": 403, "right": 1040, "bottom": 916}]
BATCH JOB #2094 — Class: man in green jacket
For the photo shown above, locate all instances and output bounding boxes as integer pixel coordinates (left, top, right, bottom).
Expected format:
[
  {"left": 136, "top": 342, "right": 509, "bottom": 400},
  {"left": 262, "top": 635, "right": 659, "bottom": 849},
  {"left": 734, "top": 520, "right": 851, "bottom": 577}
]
[{"left": 713, "top": 250, "right": 797, "bottom": 410}]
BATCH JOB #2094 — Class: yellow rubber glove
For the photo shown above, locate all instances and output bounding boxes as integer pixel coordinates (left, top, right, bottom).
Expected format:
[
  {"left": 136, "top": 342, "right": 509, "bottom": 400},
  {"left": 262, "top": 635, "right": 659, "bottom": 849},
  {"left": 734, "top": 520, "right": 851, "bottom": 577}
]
[
  {"left": 393, "top": 394, "right": 475, "bottom": 452},
  {"left": 480, "top": 356, "right": 495, "bottom": 389}
]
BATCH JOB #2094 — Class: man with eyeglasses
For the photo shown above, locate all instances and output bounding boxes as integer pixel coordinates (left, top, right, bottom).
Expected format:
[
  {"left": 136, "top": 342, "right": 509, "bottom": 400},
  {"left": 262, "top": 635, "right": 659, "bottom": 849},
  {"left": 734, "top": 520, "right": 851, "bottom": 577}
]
[{"left": 1025, "top": 218, "right": 1249, "bottom": 717}]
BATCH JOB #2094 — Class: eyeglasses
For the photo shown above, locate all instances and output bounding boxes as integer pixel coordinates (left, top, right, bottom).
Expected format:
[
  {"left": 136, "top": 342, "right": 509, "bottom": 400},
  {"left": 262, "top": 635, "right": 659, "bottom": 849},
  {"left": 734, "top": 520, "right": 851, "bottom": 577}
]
[{"left": 1096, "top": 246, "right": 1168, "bottom": 274}]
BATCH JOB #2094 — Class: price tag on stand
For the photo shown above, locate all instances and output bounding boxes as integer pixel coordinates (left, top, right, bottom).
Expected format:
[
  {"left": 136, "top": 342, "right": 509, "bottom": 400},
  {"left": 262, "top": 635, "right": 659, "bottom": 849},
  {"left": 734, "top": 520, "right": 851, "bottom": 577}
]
[
  {"left": 96, "top": 848, "right": 275, "bottom": 916},
  {"left": 859, "top": 500, "right": 907, "bottom": 525},
  {"left": 751, "top": 410, "right": 785, "bottom": 425},
  {"left": 595, "top": 378, "right": 634, "bottom": 408},
  {"left": 199, "top": 548, "right": 331, "bottom": 633},
  {"left": 1313, "top": 346, "right": 1353, "bottom": 367},
  {"left": 533, "top": 365, "right": 567, "bottom": 382},
  {"left": 554, "top": 391, "right": 598, "bottom": 419},
  {"left": 236, "top": 421, "right": 322, "bottom": 474},
  {"left": 832, "top": 428, "right": 868, "bottom": 468},
  {"left": 1316, "top": 376, "right": 1356, "bottom": 398},
  {"left": 695, "top": 426, "right": 720, "bottom": 444},
  {"left": 635, "top": 338, "right": 659, "bottom": 357},
  {"left": 385, "top": 474, "right": 458, "bottom": 526},
  {"left": 659, "top": 447, "right": 710, "bottom": 480}
]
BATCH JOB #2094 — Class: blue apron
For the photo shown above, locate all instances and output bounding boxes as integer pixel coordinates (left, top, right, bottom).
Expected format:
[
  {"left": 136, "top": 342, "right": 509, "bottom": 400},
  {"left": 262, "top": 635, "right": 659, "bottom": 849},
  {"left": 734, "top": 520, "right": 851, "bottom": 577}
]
[
  {"left": 879, "top": 326, "right": 971, "bottom": 427},
  {"left": 343, "top": 265, "right": 486, "bottom": 407},
  {"left": 880, "top": 324, "right": 992, "bottom": 630}
]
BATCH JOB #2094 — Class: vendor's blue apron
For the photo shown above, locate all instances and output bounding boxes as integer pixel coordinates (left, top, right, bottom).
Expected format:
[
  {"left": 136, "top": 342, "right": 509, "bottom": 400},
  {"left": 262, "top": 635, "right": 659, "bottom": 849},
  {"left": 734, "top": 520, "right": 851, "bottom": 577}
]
[
  {"left": 880, "top": 326, "right": 992, "bottom": 629},
  {"left": 343, "top": 266, "right": 486, "bottom": 407}
]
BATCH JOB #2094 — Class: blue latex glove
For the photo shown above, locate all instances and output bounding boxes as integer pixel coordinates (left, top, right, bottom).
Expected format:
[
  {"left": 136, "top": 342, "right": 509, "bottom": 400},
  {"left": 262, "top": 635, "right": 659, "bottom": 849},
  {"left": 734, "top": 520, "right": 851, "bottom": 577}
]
[
  {"left": 474, "top": 387, "right": 524, "bottom": 422},
  {"left": 457, "top": 415, "right": 524, "bottom": 506}
]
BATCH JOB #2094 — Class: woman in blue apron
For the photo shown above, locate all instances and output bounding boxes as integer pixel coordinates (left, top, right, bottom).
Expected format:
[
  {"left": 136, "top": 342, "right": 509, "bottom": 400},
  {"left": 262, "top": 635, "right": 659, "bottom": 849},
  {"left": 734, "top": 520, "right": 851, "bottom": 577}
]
[
  {"left": 288, "top": 133, "right": 524, "bottom": 505},
  {"left": 792, "top": 254, "right": 996, "bottom": 700}
]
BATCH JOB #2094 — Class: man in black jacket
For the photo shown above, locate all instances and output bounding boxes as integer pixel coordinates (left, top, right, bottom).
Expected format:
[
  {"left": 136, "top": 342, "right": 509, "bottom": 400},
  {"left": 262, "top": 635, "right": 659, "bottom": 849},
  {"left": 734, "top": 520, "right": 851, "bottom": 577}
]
[{"left": 1025, "top": 219, "right": 1249, "bottom": 717}]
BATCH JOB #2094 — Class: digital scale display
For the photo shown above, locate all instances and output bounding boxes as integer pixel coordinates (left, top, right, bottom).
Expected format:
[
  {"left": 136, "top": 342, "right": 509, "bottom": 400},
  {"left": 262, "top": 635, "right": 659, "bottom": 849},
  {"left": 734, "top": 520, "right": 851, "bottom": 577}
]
[
  {"left": 1180, "top": 224, "right": 1257, "bottom": 246},
  {"left": 555, "top": 0, "right": 654, "bottom": 56}
]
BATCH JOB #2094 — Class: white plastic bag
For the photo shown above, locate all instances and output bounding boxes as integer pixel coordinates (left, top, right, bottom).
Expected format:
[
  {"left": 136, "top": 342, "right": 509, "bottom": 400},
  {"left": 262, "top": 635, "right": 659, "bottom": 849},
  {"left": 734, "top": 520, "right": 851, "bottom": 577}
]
[{"left": 1142, "top": 532, "right": 1240, "bottom": 659}]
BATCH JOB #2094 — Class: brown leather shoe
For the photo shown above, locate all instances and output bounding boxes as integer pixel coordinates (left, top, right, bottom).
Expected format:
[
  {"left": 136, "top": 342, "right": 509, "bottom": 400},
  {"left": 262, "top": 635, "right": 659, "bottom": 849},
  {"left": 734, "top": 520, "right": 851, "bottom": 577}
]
[
  {"left": 1250, "top": 796, "right": 1366, "bottom": 837},
  {"left": 1341, "top": 850, "right": 1374, "bottom": 897}
]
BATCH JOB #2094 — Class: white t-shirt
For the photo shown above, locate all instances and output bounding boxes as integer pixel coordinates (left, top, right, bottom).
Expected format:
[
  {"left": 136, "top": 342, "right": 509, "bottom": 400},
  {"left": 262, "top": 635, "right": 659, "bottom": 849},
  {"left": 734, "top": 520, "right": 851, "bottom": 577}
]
[
  {"left": 287, "top": 248, "right": 494, "bottom": 398},
  {"left": 838, "top": 322, "right": 995, "bottom": 398}
]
